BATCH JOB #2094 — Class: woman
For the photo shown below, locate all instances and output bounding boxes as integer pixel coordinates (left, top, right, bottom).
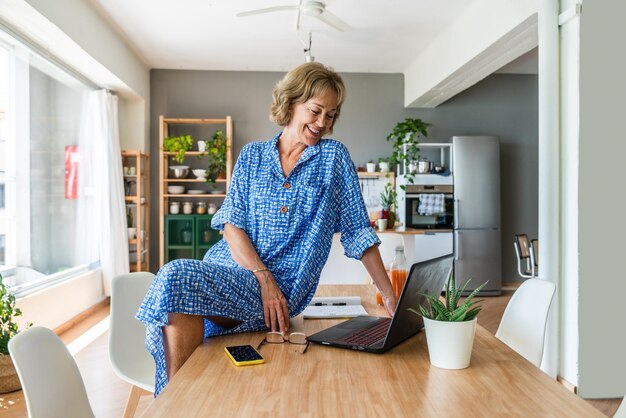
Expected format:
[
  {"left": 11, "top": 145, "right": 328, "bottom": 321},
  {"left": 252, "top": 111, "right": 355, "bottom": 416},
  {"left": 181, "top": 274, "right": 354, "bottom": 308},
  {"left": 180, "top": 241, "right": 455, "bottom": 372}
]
[{"left": 137, "top": 62, "right": 397, "bottom": 396}]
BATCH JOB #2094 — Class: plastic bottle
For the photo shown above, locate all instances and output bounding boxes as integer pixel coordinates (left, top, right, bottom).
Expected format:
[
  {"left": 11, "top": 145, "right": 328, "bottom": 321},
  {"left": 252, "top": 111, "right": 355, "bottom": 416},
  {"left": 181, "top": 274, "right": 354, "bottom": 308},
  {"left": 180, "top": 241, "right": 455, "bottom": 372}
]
[{"left": 389, "top": 245, "right": 408, "bottom": 298}]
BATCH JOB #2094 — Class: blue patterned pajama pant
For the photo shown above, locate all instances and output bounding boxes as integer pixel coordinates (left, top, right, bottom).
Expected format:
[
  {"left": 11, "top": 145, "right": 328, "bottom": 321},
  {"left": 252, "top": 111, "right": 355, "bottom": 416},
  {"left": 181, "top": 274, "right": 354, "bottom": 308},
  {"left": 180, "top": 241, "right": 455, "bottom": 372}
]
[{"left": 136, "top": 258, "right": 270, "bottom": 396}]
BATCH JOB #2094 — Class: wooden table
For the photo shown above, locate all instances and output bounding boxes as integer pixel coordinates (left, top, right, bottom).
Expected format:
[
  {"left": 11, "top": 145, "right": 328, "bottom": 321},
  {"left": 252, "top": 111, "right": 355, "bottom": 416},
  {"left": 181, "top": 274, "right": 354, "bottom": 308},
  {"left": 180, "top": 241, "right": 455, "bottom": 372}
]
[{"left": 142, "top": 285, "right": 602, "bottom": 418}]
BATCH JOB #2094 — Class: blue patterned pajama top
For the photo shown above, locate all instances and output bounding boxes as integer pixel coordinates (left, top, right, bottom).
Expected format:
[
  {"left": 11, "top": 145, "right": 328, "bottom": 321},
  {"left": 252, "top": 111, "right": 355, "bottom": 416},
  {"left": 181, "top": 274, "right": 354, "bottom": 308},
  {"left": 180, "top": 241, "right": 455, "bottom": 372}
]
[{"left": 136, "top": 132, "right": 380, "bottom": 395}]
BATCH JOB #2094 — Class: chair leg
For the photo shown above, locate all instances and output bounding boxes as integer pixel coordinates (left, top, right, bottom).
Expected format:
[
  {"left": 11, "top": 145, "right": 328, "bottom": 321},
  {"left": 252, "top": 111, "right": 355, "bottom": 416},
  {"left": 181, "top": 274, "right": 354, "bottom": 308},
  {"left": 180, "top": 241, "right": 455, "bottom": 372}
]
[{"left": 123, "top": 385, "right": 151, "bottom": 418}]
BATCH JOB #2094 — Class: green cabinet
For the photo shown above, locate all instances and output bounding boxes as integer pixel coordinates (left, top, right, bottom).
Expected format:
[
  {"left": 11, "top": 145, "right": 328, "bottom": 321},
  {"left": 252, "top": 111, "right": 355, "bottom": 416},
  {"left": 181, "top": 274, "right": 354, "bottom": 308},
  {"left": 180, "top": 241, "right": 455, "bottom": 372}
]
[{"left": 164, "top": 215, "right": 221, "bottom": 262}]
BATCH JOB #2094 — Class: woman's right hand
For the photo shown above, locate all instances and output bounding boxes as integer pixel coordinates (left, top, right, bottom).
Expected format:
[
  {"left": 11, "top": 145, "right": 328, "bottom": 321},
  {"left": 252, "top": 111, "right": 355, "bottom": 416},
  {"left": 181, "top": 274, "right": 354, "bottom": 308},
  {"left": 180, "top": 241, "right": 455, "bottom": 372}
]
[{"left": 255, "top": 271, "right": 290, "bottom": 333}]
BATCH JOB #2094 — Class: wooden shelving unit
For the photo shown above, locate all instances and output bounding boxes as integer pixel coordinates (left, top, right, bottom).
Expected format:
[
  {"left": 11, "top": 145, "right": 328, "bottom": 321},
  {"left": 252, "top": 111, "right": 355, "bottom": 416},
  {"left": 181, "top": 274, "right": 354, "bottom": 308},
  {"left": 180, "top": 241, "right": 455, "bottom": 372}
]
[
  {"left": 122, "top": 150, "right": 150, "bottom": 272},
  {"left": 158, "top": 116, "right": 233, "bottom": 265}
]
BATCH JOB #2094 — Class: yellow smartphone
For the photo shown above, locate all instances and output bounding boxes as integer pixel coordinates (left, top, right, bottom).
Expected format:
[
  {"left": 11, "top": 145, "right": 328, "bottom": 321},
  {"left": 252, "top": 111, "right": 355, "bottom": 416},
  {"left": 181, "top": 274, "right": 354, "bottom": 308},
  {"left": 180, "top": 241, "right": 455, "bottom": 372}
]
[{"left": 224, "top": 345, "right": 265, "bottom": 366}]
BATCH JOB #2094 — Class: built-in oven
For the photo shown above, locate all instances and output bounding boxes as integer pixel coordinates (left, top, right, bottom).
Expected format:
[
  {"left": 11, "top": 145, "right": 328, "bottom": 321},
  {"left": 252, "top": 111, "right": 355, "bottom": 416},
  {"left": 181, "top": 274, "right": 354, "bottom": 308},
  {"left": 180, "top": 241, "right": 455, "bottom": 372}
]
[{"left": 404, "top": 184, "right": 454, "bottom": 230}]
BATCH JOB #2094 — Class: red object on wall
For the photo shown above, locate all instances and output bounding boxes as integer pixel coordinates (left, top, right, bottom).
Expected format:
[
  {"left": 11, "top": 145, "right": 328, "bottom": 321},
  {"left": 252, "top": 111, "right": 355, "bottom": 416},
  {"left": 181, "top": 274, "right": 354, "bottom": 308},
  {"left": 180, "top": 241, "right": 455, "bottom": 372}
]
[{"left": 65, "top": 146, "right": 79, "bottom": 199}]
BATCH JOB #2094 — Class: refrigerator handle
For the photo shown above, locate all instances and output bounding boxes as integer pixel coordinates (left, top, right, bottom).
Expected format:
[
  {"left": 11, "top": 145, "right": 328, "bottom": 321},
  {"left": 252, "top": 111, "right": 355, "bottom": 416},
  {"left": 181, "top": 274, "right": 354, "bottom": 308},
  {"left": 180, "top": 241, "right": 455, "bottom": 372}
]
[{"left": 454, "top": 231, "right": 459, "bottom": 261}]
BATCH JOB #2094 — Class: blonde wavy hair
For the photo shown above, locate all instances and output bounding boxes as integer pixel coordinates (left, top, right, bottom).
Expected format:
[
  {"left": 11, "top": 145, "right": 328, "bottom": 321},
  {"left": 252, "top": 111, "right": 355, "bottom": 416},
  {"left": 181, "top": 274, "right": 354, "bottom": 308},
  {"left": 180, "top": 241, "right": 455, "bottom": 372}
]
[{"left": 270, "top": 62, "right": 346, "bottom": 134}]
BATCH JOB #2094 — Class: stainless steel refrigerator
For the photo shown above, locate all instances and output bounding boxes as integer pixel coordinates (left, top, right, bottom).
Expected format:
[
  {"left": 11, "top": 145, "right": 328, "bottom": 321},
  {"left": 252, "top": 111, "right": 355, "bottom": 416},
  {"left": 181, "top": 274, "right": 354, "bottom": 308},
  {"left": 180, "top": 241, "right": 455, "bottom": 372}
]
[{"left": 452, "top": 136, "right": 501, "bottom": 296}]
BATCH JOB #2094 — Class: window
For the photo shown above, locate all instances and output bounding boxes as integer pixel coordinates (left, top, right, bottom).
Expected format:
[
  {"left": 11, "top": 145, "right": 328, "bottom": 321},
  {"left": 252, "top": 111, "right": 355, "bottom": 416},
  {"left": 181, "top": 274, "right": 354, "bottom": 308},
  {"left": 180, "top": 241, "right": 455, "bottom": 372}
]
[{"left": 0, "top": 30, "right": 97, "bottom": 293}]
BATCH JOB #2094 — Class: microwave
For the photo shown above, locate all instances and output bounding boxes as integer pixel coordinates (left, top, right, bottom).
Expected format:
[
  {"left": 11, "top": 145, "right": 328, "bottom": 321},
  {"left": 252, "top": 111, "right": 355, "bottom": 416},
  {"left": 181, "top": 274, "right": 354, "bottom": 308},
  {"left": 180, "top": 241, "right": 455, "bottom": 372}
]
[{"left": 404, "top": 184, "right": 454, "bottom": 230}]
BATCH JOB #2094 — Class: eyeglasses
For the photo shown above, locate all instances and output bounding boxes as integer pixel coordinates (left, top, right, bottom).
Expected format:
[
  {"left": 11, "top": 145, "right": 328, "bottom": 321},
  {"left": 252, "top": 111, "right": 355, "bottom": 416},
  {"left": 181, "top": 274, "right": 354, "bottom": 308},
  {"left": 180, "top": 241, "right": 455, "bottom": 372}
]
[{"left": 256, "top": 332, "right": 309, "bottom": 354}]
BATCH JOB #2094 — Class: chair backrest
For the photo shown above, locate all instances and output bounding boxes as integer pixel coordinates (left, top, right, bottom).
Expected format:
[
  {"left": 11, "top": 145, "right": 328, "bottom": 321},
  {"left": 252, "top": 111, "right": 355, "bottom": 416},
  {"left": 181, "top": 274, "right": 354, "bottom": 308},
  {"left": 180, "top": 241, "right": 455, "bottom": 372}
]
[
  {"left": 8, "top": 327, "right": 95, "bottom": 418},
  {"left": 514, "top": 233, "right": 533, "bottom": 278},
  {"left": 495, "top": 279, "right": 556, "bottom": 367},
  {"left": 530, "top": 238, "right": 539, "bottom": 268},
  {"left": 109, "top": 272, "right": 156, "bottom": 392},
  {"left": 377, "top": 233, "right": 405, "bottom": 270},
  {"left": 515, "top": 234, "right": 531, "bottom": 259},
  {"left": 614, "top": 396, "right": 626, "bottom": 418}
]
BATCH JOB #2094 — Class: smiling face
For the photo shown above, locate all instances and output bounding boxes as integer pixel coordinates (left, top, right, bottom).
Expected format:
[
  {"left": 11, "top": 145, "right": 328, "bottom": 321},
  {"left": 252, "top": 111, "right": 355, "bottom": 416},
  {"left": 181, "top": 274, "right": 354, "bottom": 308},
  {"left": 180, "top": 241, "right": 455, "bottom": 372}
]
[{"left": 283, "top": 88, "right": 339, "bottom": 147}]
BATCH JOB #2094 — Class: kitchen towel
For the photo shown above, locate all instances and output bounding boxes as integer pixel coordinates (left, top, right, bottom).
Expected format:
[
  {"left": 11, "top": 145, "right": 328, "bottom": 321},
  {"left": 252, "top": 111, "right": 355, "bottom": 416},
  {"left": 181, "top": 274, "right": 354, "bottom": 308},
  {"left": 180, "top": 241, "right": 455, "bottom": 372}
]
[{"left": 417, "top": 194, "right": 445, "bottom": 215}]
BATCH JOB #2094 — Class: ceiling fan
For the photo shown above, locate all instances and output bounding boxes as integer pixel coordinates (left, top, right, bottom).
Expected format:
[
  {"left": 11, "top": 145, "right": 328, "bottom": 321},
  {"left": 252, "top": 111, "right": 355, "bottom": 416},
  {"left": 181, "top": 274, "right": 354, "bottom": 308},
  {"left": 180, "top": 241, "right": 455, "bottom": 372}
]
[{"left": 236, "top": 1, "right": 352, "bottom": 32}]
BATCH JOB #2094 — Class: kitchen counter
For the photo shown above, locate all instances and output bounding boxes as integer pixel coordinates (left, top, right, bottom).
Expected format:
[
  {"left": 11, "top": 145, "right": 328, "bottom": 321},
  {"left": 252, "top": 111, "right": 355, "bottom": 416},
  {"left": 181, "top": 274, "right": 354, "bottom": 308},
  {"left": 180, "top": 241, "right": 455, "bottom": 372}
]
[{"left": 376, "top": 228, "right": 453, "bottom": 235}]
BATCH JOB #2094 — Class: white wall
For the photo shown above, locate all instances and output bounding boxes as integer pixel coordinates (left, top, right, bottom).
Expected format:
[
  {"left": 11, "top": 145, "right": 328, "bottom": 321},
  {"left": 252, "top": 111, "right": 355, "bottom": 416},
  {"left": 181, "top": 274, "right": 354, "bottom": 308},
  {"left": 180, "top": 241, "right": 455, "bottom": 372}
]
[
  {"left": 558, "top": 0, "right": 580, "bottom": 389},
  {"left": 403, "top": 0, "right": 539, "bottom": 107},
  {"left": 576, "top": 0, "right": 626, "bottom": 398}
]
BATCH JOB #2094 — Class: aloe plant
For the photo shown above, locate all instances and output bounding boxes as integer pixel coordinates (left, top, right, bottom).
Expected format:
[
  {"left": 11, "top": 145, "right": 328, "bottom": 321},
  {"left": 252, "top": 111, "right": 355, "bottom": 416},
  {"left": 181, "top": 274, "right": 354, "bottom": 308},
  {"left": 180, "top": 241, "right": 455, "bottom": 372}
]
[{"left": 409, "top": 272, "right": 487, "bottom": 322}]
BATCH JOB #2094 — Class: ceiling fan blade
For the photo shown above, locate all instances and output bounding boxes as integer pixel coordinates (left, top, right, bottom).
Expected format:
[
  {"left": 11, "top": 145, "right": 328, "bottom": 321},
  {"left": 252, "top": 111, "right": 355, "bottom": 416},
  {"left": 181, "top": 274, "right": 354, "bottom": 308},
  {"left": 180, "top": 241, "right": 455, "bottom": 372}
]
[
  {"left": 237, "top": 5, "right": 299, "bottom": 18},
  {"left": 316, "top": 9, "right": 352, "bottom": 32}
]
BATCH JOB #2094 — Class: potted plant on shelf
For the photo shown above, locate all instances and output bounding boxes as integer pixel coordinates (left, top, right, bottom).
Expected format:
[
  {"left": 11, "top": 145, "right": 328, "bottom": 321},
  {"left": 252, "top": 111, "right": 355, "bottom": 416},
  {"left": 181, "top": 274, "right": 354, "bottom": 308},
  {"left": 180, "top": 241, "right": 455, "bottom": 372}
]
[
  {"left": 379, "top": 184, "right": 397, "bottom": 229},
  {"left": 127, "top": 208, "right": 136, "bottom": 239},
  {"left": 386, "top": 118, "right": 430, "bottom": 188},
  {"left": 366, "top": 160, "right": 377, "bottom": 173},
  {"left": 205, "top": 130, "right": 228, "bottom": 183},
  {"left": 409, "top": 272, "right": 487, "bottom": 369},
  {"left": 0, "top": 273, "right": 31, "bottom": 393},
  {"left": 378, "top": 158, "right": 390, "bottom": 173},
  {"left": 163, "top": 134, "right": 193, "bottom": 164}
]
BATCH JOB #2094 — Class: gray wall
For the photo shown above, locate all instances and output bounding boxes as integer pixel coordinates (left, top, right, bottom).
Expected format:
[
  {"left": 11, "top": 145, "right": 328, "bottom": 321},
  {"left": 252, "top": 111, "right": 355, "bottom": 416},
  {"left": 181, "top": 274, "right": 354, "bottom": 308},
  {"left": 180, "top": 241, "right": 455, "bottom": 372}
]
[
  {"left": 150, "top": 70, "right": 538, "bottom": 283},
  {"left": 577, "top": 0, "right": 626, "bottom": 397}
]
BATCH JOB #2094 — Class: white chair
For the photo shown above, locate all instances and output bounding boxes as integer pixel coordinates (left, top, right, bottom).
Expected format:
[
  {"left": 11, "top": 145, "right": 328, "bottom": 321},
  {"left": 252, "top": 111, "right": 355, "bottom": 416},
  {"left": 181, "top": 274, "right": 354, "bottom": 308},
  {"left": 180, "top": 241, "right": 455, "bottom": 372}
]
[
  {"left": 110, "top": 272, "right": 156, "bottom": 418},
  {"left": 496, "top": 279, "right": 556, "bottom": 367},
  {"left": 495, "top": 278, "right": 556, "bottom": 367},
  {"left": 8, "top": 327, "right": 95, "bottom": 418},
  {"left": 615, "top": 396, "right": 626, "bottom": 418}
]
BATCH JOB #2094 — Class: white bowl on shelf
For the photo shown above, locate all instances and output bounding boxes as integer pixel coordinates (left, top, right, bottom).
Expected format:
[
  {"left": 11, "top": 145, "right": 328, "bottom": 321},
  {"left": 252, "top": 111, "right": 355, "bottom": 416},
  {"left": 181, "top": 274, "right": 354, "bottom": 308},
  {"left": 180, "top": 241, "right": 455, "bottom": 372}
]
[
  {"left": 192, "top": 169, "right": 207, "bottom": 179},
  {"left": 168, "top": 185, "right": 185, "bottom": 194}
]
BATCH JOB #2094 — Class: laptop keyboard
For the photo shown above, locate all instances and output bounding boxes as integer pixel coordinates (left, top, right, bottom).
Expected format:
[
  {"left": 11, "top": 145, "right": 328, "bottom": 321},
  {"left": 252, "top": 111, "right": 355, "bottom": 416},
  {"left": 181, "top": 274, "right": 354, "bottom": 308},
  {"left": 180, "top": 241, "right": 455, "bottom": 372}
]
[{"left": 337, "top": 318, "right": 391, "bottom": 347}]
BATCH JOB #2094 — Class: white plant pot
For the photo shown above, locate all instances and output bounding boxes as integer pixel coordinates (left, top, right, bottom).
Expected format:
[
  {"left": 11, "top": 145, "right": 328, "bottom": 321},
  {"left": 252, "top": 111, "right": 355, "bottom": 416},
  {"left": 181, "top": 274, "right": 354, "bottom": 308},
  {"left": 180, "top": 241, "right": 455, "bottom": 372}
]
[
  {"left": 366, "top": 163, "right": 377, "bottom": 173},
  {"left": 197, "top": 140, "right": 207, "bottom": 152},
  {"left": 379, "top": 162, "right": 390, "bottom": 172},
  {"left": 423, "top": 317, "right": 476, "bottom": 369},
  {"left": 127, "top": 227, "right": 137, "bottom": 239}
]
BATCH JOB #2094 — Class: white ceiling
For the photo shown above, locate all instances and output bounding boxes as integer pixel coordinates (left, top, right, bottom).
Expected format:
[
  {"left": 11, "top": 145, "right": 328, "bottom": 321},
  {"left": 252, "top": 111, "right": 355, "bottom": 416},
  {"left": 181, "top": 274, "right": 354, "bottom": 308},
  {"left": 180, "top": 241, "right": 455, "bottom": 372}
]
[{"left": 91, "top": 0, "right": 479, "bottom": 73}]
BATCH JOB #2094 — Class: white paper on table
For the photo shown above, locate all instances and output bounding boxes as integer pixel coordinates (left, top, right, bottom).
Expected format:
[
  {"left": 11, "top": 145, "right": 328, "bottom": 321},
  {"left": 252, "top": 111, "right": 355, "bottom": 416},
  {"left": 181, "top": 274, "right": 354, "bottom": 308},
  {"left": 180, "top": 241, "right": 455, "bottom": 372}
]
[{"left": 302, "top": 296, "right": 368, "bottom": 319}]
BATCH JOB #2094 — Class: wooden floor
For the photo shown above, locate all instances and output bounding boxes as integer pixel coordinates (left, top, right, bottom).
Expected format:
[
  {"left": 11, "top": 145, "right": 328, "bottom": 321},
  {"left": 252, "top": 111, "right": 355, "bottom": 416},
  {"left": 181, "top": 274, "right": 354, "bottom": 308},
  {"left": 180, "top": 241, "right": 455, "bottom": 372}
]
[{"left": 0, "top": 288, "right": 622, "bottom": 417}]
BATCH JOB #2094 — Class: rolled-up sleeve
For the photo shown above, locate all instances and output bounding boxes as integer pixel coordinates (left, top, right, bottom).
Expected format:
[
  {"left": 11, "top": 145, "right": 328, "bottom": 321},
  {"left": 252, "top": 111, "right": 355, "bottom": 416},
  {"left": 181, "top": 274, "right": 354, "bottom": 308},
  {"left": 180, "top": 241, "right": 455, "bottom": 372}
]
[
  {"left": 211, "top": 145, "right": 250, "bottom": 231},
  {"left": 334, "top": 145, "right": 380, "bottom": 259}
]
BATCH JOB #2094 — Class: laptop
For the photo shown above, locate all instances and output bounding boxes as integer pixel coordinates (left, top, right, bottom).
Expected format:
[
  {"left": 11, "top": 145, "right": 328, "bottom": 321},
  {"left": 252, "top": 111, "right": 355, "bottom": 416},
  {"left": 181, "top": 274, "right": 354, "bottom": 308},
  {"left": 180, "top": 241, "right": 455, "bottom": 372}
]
[{"left": 307, "top": 254, "right": 453, "bottom": 353}]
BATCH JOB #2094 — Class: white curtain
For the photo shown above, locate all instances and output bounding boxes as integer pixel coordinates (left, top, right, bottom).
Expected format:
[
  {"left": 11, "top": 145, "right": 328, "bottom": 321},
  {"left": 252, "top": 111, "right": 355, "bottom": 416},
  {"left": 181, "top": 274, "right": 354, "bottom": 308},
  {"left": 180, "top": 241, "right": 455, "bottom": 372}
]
[{"left": 77, "top": 90, "right": 129, "bottom": 295}]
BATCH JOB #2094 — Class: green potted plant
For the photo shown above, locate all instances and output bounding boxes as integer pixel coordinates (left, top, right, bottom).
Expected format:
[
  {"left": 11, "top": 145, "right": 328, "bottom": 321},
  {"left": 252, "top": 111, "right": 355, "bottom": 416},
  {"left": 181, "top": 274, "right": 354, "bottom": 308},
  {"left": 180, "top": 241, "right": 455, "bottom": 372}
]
[
  {"left": 205, "top": 130, "right": 228, "bottom": 183},
  {"left": 379, "top": 184, "right": 397, "bottom": 229},
  {"left": 0, "top": 273, "right": 31, "bottom": 393},
  {"left": 127, "top": 208, "right": 136, "bottom": 240},
  {"left": 366, "top": 160, "right": 377, "bottom": 173},
  {"left": 163, "top": 134, "right": 194, "bottom": 164},
  {"left": 409, "top": 272, "right": 487, "bottom": 369},
  {"left": 386, "top": 118, "right": 430, "bottom": 188}
]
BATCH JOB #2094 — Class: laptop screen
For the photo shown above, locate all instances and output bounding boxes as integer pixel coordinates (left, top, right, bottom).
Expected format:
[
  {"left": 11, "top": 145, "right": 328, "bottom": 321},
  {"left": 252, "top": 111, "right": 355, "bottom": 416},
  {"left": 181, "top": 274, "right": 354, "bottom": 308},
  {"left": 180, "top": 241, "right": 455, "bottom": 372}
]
[{"left": 384, "top": 254, "right": 454, "bottom": 347}]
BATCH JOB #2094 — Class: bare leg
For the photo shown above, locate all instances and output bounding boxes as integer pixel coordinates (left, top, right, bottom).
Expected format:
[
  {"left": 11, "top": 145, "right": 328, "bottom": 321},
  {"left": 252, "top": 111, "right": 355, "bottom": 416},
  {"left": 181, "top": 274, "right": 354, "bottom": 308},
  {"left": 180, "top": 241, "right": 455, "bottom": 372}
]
[{"left": 162, "top": 313, "right": 242, "bottom": 380}]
